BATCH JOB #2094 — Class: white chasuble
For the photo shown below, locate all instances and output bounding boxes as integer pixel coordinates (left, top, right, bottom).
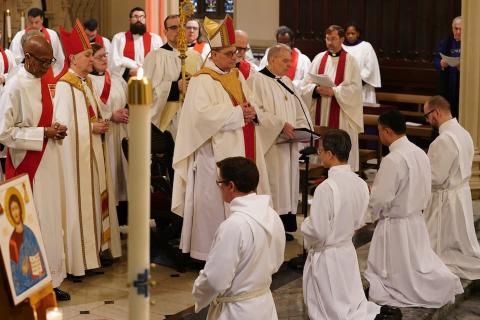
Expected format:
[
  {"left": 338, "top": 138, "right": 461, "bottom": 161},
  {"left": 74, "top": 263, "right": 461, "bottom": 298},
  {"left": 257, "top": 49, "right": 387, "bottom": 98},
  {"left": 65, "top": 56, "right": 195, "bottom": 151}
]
[
  {"left": 54, "top": 71, "right": 121, "bottom": 276},
  {"left": 365, "top": 136, "right": 463, "bottom": 308},
  {"left": 302, "top": 165, "right": 380, "bottom": 320},
  {"left": 300, "top": 51, "right": 363, "bottom": 171},
  {"left": 424, "top": 118, "right": 480, "bottom": 280}
]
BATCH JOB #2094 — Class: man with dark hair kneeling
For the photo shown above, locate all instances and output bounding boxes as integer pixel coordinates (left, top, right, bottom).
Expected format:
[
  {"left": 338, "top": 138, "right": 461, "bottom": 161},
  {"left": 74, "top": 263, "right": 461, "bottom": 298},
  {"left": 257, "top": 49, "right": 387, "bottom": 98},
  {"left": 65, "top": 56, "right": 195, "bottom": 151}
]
[{"left": 193, "top": 157, "right": 285, "bottom": 320}]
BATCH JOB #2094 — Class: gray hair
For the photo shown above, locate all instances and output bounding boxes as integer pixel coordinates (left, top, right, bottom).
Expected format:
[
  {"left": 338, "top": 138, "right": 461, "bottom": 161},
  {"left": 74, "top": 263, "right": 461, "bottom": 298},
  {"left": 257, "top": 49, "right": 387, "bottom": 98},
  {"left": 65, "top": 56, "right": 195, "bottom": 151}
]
[
  {"left": 452, "top": 16, "right": 461, "bottom": 25},
  {"left": 21, "top": 30, "right": 44, "bottom": 50},
  {"left": 267, "top": 43, "right": 291, "bottom": 62}
]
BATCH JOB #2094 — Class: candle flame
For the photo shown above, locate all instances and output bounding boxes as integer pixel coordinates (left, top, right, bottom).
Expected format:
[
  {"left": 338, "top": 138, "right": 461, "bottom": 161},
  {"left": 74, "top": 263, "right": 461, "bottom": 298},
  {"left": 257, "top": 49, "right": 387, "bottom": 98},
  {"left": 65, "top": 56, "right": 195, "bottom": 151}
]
[{"left": 137, "top": 67, "right": 144, "bottom": 80}]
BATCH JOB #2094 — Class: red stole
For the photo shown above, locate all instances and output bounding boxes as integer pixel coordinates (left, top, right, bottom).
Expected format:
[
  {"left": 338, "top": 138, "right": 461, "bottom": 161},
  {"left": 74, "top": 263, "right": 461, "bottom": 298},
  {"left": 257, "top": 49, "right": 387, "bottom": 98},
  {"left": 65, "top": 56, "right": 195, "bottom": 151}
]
[
  {"left": 5, "top": 75, "right": 54, "bottom": 186},
  {"left": 230, "top": 95, "right": 255, "bottom": 161},
  {"left": 0, "top": 48, "right": 9, "bottom": 73},
  {"left": 315, "top": 50, "right": 347, "bottom": 128},
  {"left": 238, "top": 60, "right": 251, "bottom": 80},
  {"left": 94, "top": 34, "right": 104, "bottom": 46},
  {"left": 99, "top": 71, "right": 112, "bottom": 104},
  {"left": 193, "top": 42, "right": 206, "bottom": 55},
  {"left": 123, "top": 31, "right": 152, "bottom": 60},
  {"left": 286, "top": 48, "right": 299, "bottom": 80}
]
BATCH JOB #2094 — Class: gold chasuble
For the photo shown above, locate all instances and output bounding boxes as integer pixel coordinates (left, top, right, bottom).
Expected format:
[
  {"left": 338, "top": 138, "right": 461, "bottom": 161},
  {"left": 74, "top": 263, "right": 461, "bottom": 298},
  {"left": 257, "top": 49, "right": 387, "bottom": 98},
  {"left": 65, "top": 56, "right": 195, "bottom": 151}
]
[{"left": 195, "top": 67, "right": 255, "bottom": 160}]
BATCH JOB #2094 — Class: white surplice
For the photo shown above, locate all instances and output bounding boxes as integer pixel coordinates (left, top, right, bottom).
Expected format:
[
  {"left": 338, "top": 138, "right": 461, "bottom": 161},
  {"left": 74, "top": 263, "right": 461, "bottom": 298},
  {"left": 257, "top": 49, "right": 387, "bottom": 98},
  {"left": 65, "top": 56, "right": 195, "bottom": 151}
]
[
  {"left": 193, "top": 193, "right": 285, "bottom": 320},
  {"left": 54, "top": 70, "right": 121, "bottom": 276},
  {"left": 424, "top": 118, "right": 480, "bottom": 280},
  {"left": 252, "top": 70, "right": 311, "bottom": 215},
  {"left": 110, "top": 31, "right": 163, "bottom": 77},
  {"left": 259, "top": 47, "right": 311, "bottom": 87},
  {"left": 143, "top": 45, "right": 202, "bottom": 136},
  {"left": 0, "top": 48, "right": 16, "bottom": 93},
  {"left": 302, "top": 165, "right": 380, "bottom": 320},
  {"left": 342, "top": 41, "right": 381, "bottom": 103},
  {"left": 10, "top": 28, "right": 65, "bottom": 77},
  {"left": 365, "top": 136, "right": 463, "bottom": 308},
  {"left": 0, "top": 66, "right": 66, "bottom": 287},
  {"left": 299, "top": 51, "right": 363, "bottom": 171},
  {"left": 90, "top": 72, "right": 129, "bottom": 203},
  {"left": 172, "top": 59, "right": 271, "bottom": 260}
]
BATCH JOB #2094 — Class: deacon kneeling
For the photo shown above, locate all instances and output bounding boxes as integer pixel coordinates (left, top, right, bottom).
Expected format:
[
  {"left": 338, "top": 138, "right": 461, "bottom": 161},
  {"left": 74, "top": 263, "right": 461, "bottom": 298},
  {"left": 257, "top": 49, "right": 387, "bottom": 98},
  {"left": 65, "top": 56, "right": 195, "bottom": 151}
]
[
  {"left": 193, "top": 157, "right": 285, "bottom": 320},
  {"left": 302, "top": 129, "right": 382, "bottom": 320},
  {"left": 365, "top": 110, "right": 462, "bottom": 308}
]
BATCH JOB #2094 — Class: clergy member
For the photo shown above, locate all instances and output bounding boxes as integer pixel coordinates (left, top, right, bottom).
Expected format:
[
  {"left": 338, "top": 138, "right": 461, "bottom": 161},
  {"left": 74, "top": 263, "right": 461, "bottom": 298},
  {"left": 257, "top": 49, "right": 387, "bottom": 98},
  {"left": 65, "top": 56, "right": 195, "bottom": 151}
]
[
  {"left": 187, "top": 18, "right": 210, "bottom": 61},
  {"left": 365, "top": 110, "right": 462, "bottom": 308},
  {"left": 10, "top": 7, "right": 65, "bottom": 78},
  {"left": 342, "top": 23, "right": 381, "bottom": 103},
  {"left": 172, "top": 15, "right": 271, "bottom": 261},
  {"left": 423, "top": 95, "right": 480, "bottom": 280},
  {"left": 0, "top": 35, "right": 70, "bottom": 300},
  {"left": 302, "top": 129, "right": 382, "bottom": 319},
  {"left": 193, "top": 157, "right": 285, "bottom": 320},
  {"left": 90, "top": 43, "right": 129, "bottom": 205},
  {"left": 143, "top": 14, "right": 202, "bottom": 137},
  {"left": 235, "top": 30, "right": 257, "bottom": 86},
  {"left": 259, "top": 26, "right": 311, "bottom": 87},
  {"left": 55, "top": 19, "right": 122, "bottom": 276},
  {"left": 111, "top": 7, "right": 162, "bottom": 81},
  {"left": 84, "top": 18, "right": 112, "bottom": 56},
  {"left": 252, "top": 44, "right": 312, "bottom": 240},
  {"left": 300, "top": 25, "right": 363, "bottom": 172}
]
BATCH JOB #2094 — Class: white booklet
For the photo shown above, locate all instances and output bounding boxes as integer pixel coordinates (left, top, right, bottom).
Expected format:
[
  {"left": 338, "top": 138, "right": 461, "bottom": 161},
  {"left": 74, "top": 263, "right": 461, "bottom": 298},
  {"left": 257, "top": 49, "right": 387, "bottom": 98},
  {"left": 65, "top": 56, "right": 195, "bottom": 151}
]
[
  {"left": 307, "top": 73, "right": 335, "bottom": 87},
  {"left": 440, "top": 53, "right": 460, "bottom": 67}
]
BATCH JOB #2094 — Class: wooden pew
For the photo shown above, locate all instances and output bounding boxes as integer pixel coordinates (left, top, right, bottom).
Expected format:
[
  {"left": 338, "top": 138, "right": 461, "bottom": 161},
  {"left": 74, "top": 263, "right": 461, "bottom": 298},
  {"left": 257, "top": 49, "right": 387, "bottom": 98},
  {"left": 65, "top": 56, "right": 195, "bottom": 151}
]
[{"left": 376, "top": 92, "right": 432, "bottom": 112}]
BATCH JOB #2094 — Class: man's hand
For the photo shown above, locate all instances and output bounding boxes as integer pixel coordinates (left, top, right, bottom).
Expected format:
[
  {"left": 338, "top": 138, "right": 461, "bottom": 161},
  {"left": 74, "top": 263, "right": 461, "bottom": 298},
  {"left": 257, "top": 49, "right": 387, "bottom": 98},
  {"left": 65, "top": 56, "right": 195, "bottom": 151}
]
[
  {"left": 111, "top": 108, "right": 129, "bottom": 124},
  {"left": 0, "top": 74, "right": 5, "bottom": 85},
  {"left": 45, "top": 122, "right": 68, "bottom": 140},
  {"left": 129, "top": 68, "right": 138, "bottom": 77},
  {"left": 440, "top": 59, "right": 449, "bottom": 70},
  {"left": 240, "top": 102, "right": 257, "bottom": 123},
  {"left": 282, "top": 122, "right": 295, "bottom": 139},
  {"left": 315, "top": 86, "right": 334, "bottom": 97},
  {"left": 92, "top": 120, "right": 109, "bottom": 134}
]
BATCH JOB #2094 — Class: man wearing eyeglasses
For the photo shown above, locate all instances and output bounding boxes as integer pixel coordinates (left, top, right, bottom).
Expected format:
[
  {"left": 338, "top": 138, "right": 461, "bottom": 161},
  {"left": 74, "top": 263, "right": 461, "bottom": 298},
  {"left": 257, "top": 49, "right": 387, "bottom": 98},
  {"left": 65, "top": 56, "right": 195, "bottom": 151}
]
[
  {"left": 10, "top": 7, "right": 66, "bottom": 78},
  {"left": 0, "top": 34, "right": 70, "bottom": 301},
  {"left": 234, "top": 30, "right": 257, "bottom": 87},
  {"left": 422, "top": 96, "right": 480, "bottom": 280},
  {"left": 172, "top": 16, "right": 271, "bottom": 262},
  {"left": 186, "top": 18, "right": 210, "bottom": 61},
  {"left": 143, "top": 14, "right": 202, "bottom": 137},
  {"left": 111, "top": 7, "right": 162, "bottom": 81}
]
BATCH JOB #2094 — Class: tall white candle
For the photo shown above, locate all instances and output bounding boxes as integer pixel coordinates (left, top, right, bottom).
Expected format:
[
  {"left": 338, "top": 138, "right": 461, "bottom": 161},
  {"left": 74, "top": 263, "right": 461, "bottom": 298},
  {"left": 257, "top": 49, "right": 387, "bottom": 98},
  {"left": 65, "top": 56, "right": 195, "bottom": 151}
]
[
  {"left": 6, "top": 10, "right": 11, "bottom": 39},
  {"left": 20, "top": 12, "right": 25, "bottom": 30},
  {"left": 127, "top": 67, "right": 152, "bottom": 320},
  {"left": 46, "top": 307, "right": 63, "bottom": 320}
]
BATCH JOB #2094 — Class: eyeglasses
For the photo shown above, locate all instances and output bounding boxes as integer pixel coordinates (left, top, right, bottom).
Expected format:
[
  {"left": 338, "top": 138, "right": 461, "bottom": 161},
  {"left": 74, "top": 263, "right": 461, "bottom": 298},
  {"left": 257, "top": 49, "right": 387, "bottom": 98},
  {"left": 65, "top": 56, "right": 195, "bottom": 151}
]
[
  {"left": 131, "top": 15, "right": 146, "bottom": 22},
  {"left": 216, "top": 180, "right": 227, "bottom": 187},
  {"left": 235, "top": 46, "right": 249, "bottom": 53},
  {"left": 424, "top": 108, "right": 436, "bottom": 119},
  {"left": 186, "top": 26, "right": 199, "bottom": 31},
  {"left": 25, "top": 52, "right": 56, "bottom": 67},
  {"left": 214, "top": 50, "right": 237, "bottom": 58},
  {"left": 166, "top": 25, "right": 180, "bottom": 31},
  {"left": 94, "top": 53, "right": 108, "bottom": 60}
]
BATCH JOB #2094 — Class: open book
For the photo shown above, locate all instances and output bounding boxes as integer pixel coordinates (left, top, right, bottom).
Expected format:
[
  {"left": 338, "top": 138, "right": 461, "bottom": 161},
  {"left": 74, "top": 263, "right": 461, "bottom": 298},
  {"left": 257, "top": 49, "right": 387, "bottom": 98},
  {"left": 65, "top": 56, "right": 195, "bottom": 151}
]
[{"left": 277, "top": 128, "right": 322, "bottom": 144}]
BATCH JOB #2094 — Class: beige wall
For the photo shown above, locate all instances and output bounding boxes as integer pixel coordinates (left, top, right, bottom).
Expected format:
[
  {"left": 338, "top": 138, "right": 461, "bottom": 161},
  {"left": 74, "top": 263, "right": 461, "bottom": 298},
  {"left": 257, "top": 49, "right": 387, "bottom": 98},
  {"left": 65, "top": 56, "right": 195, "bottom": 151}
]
[
  {"left": 235, "top": 0, "right": 279, "bottom": 48},
  {"left": 102, "top": 0, "right": 146, "bottom": 38}
]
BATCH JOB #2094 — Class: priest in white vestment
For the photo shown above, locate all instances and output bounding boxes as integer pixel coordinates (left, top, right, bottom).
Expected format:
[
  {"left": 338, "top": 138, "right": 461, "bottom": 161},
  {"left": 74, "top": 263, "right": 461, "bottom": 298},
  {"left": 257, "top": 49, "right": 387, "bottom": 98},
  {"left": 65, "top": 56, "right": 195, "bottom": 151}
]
[
  {"left": 423, "top": 96, "right": 480, "bottom": 280},
  {"left": 90, "top": 43, "right": 129, "bottom": 204},
  {"left": 193, "top": 157, "right": 285, "bottom": 320},
  {"left": 10, "top": 8, "right": 65, "bottom": 78},
  {"left": 342, "top": 23, "right": 381, "bottom": 103},
  {"left": 365, "top": 110, "right": 462, "bottom": 308},
  {"left": 111, "top": 7, "right": 162, "bottom": 80},
  {"left": 187, "top": 18, "right": 211, "bottom": 61},
  {"left": 0, "top": 35, "right": 70, "bottom": 300},
  {"left": 172, "top": 15, "right": 271, "bottom": 261},
  {"left": 300, "top": 25, "right": 363, "bottom": 172},
  {"left": 143, "top": 14, "right": 202, "bottom": 137},
  {"left": 252, "top": 44, "right": 312, "bottom": 239},
  {"left": 259, "top": 26, "right": 311, "bottom": 87},
  {"left": 302, "top": 129, "right": 381, "bottom": 320},
  {"left": 55, "top": 20, "right": 121, "bottom": 276}
]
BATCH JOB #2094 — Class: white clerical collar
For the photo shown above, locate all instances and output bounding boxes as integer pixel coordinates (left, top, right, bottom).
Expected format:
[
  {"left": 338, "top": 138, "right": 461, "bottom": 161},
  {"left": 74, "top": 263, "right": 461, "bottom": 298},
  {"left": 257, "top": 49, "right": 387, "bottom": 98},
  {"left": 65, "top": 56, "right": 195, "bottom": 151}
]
[
  {"left": 328, "top": 164, "right": 352, "bottom": 176},
  {"left": 69, "top": 68, "right": 87, "bottom": 81},
  {"left": 389, "top": 135, "right": 409, "bottom": 152},
  {"left": 20, "top": 65, "right": 37, "bottom": 79},
  {"left": 439, "top": 118, "right": 457, "bottom": 134},
  {"left": 205, "top": 58, "right": 229, "bottom": 75}
]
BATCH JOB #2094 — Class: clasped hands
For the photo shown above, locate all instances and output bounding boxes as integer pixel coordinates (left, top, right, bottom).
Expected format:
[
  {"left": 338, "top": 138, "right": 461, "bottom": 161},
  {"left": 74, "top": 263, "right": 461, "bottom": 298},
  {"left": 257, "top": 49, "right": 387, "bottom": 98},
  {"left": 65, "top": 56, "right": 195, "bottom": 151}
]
[
  {"left": 45, "top": 122, "right": 67, "bottom": 140},
  {"left": 92, "top": 119, "right": 109, "bottom": 134},
  {"left": 315, "top": 85, "right": 334, "bottom": 97},
  {"left": 239, "top": 102, "right": 257, "bottom": 124},
  {"left": 111, "top": 108, "right": 129, "bottom": 124}
]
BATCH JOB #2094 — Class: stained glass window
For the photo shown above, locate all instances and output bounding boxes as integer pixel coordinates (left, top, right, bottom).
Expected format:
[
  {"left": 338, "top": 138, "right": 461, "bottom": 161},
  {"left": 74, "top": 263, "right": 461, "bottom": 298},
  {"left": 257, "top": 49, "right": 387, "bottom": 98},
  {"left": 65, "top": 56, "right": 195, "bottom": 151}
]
[
  {"left": 224, "top": 0, "right": 234, "bottom": 13},
  {"left": 205, "top": 0, "right": 217, "bottom": 12},
  {"left": 193, "top": 0, "right": 198, "bottom": 13}
]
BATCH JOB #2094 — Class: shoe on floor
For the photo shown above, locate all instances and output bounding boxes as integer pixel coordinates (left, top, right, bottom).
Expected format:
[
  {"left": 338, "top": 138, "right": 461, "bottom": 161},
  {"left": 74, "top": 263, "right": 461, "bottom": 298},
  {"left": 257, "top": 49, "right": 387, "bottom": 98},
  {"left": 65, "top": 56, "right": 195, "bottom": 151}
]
[
  {"left": 285, "top": 233, "right": 294, "bottom": 241},
  {"left": 54, "top": 287, "right": 71, "bottom": 301}
]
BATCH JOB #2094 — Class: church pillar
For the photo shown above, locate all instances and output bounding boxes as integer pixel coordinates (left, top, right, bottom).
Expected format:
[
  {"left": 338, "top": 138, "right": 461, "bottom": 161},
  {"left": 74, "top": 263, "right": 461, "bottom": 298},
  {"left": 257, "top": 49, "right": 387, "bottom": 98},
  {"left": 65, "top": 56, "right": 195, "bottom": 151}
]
[{"left": 460, "top": 0, "right": 480, "bottom": 199}]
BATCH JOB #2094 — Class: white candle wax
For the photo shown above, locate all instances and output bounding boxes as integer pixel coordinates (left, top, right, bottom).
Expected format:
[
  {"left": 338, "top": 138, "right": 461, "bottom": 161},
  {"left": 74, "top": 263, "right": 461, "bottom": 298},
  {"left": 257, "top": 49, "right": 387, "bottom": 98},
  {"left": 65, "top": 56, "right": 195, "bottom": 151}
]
[
  {"left": 6, "top": 11, "right": 11, "bottom": 39},
  {"left": 46, "top": 308, "right": 63, "bottom": 320}
]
